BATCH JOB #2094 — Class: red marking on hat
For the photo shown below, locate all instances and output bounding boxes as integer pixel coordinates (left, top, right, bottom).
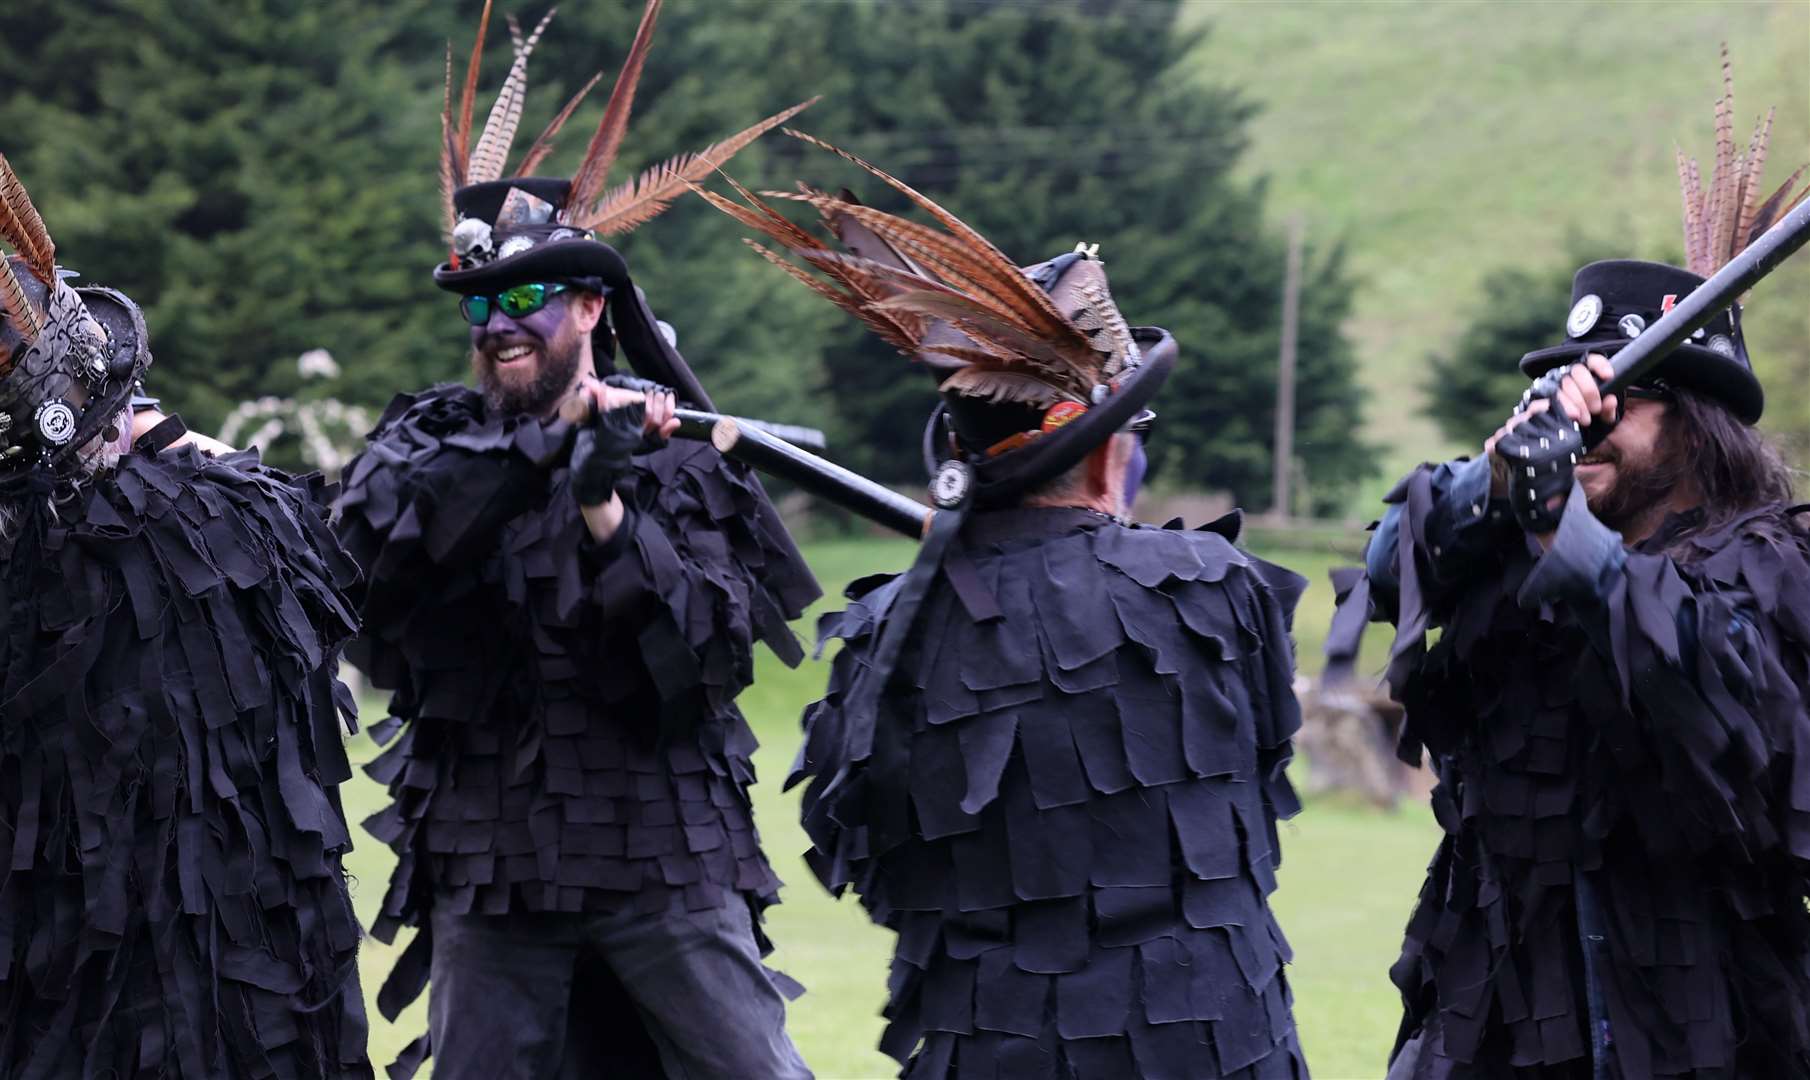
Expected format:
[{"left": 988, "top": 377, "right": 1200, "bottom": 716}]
[{"left": 1660, "top": 294, "right": 1678, "bottom": 314}]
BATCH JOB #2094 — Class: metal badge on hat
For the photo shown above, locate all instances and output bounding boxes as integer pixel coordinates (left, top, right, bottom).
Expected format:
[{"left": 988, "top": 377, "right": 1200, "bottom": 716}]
[{"left": 0, "top": 155, "right": 147, "bottom": 471}]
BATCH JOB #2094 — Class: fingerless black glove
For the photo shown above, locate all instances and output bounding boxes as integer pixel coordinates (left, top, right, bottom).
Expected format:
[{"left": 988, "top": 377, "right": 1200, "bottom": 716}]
[
  {"left": 571, "top": 397, "right": 646, "bottom": 507},
  {"left": 1498, "top": 365, "right": 1619, "bottom": 533}
]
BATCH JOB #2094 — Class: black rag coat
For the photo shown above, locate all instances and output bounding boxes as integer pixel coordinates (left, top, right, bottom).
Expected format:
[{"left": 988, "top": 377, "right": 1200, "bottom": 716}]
[
  {"left": 1355, "top": 458, "right": 1810, "bottom": 1079},
  {"left": 331, "top": 383, "right": 818, "bottom": 1066},
  {"left": 794, "top": 506, "right": 1309, "bottom": 1080},
  {"left": 0, "top": 436, "right": 372, "bottom": 1079}
]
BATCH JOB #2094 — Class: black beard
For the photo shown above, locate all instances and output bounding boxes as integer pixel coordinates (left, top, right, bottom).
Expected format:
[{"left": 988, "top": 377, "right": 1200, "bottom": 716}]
[
  {"left": 1584, "top": 446, "right": 1685, "bottom": 533},
  {"left": 474, "top": 330, "right": 583, "bottom": 417}
]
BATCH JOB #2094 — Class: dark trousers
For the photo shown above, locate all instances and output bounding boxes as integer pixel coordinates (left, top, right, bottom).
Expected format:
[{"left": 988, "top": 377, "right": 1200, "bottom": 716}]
[{"left": 428, "top": 902, "right": 812, "bottom": 1080}]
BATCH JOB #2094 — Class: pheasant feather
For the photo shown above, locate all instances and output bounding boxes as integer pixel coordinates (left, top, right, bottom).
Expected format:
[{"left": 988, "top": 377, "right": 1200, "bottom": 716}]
[
  {"left": 696, "top": 136, "right": 1121, "bottom": 405},
  {"left": 1678, "top": 45, "right": 1808, "bottom": 276},
  {"left": 469, "top": 8, "right": 557, "bottom": 184},
  {"left": 513, "top": 72, "right": 602, "bottom": 178},
  {"left": 0, "top": 258, "right": 43, "bottom": 360},
  {"left": 0, "top": 156, "right": 57, "bottom": 282},
  {"left": 1735, "top": 107, "right": 1775, "bottom": 249},
  {"left": 454, "top": 0, "right": 495, "bottom": 179},
  {"left": 573, "top": 97, "right": 815, "bottom": 235},
  {"left": 439, "top": 45, "right": 460, "bottom": 233},
  {"left": 781, "top": 129, "right": 1077, "bottom": 337},
  {"left": 566, "top": 0, "right": 663, "bottom": 218}
]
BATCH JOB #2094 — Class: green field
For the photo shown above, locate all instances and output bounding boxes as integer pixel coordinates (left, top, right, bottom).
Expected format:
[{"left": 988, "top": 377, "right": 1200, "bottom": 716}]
[
  {"left": 1181, "top": 0, "right": 1810, "bottom": 504},
  {"left": 342, "top": 536, "right": 1427, "bottom": 1080}
]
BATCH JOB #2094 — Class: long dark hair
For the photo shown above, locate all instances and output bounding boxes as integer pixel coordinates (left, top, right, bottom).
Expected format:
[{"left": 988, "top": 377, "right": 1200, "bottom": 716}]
[{"left": 1664, "top": 386, "right": 1802, "bottom": 554}]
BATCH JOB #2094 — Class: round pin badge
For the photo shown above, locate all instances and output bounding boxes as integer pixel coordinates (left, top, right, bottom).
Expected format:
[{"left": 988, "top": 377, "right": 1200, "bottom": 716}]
[
  {"left": 34, "top": 399, "right": 77, "bottom": 446},
  {"left": 931, "top": 459, "right": 973, "bottom": 509},
  {"left": 1617, "top": 313, "right": 1646, "bottom": 339},
  {"left": 1566, "top": 295, "right": 1603, "bottom": 338},
  {"left": 496, "top": 234, "right": 536, "bottom": 260},
  {"left": 1706, "top": 334, "right": 1737, "bottom": 358}
]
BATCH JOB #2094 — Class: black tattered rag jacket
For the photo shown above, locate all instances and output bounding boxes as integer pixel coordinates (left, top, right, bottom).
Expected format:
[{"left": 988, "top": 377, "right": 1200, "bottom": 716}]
[{"left": 1356, "top": 456, "right": 1810, "bottom": 1079}]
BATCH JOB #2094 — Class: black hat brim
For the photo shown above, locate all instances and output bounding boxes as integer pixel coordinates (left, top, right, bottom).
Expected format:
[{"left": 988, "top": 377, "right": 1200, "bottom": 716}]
[
  {"left": 1519, "top": 339, "right": 1763, "bottom": 425},
  {"left": 433, "top": 238, "right": 632, "bottom": 295}
]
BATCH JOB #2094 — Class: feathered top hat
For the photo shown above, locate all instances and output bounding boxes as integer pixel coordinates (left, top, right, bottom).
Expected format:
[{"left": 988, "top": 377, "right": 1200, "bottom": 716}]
[
  {"left": 0, "top": 157, "right": 150, "bottom": 482},
  {"left": 1520, "top": 48, "right": 1807, "bottom": 425},
  {"left": 693, "top": 132, "right": 1173, "bottom": 510},
  {"left": 430, "top": 0, "right": 812, "bottom": 298}
]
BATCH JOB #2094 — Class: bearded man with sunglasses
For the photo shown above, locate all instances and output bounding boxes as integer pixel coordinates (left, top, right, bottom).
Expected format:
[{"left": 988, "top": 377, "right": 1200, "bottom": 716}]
[
  {"left": 332, "top": 111, "right": 819, "bottom": 1080},
  {"left": 1348, "top": 244, "right": 1810, "bottom": 1074}
]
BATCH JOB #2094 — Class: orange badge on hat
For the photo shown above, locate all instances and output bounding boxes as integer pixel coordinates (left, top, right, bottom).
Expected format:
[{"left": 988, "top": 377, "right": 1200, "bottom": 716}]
[{"left": 1042, "top": 401, "right": 1088, "bottom": 432}]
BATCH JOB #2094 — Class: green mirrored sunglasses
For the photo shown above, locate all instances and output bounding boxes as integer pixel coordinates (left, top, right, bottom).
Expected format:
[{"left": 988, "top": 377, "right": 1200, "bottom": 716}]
[{"left": 460, "top": 283, "right": 569, "bottom": 326}]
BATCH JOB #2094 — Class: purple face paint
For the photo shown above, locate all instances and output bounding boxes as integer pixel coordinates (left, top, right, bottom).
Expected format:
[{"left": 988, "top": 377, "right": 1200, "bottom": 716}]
[
  {"left": 1122, "top": 437, "right": 1148, "bottom": 512},
  {"left": 468, "top": 295, "right": 584, "bottom": 416}
]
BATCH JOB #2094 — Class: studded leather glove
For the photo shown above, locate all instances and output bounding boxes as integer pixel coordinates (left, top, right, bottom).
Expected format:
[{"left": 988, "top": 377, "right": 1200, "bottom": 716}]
[{"left": 1497, "top": 365, "right": 1618, "bottom": 533}]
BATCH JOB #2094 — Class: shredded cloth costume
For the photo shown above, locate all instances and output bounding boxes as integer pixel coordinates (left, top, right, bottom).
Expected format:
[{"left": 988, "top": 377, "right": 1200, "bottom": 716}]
[
  {"left": 0, "top": 158, "right": 371, "bottom": 1078},
  {"left": 703, "top": 139, "right": 1309, "bottom": 1077},
  {"left": 1341, "top": 55, "right": 1810, "bottom": 1080},
  {"left": 335, "top": 4, "right": 819, "bottom": 1077}
]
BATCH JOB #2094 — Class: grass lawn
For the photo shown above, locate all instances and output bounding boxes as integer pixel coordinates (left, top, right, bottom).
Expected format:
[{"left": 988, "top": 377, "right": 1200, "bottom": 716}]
[
  {"left": 1179, "top": 1, "right": 1810, "bottom": 506},
  {"left": 343, "top": 536, "right": 1427, "bottom": 1079}
]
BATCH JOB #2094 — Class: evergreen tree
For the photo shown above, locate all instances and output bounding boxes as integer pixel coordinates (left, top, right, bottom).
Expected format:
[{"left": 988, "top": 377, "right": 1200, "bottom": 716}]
[
  {"left": 2, "top": 0, "right": 1375, "bottom": 512},
  {"left": 0, "top": 1, "right": 451, "bottom": 442},
  {"left": 1424, "top": 238, "right": 1614, "bottom": 446}
]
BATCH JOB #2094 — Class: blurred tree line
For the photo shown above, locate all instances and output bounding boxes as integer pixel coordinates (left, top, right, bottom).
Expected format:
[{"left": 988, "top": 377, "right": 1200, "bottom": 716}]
[{"left": 0, "top": 0, "right": 1371, "bottom": 514}]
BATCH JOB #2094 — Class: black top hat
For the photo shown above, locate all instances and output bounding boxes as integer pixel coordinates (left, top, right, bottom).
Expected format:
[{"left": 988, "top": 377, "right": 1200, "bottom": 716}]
[
  {"left": 432, "top": 178, "right": 631, "bottom": 296},
  {"left": 1519, "top": 259, "right": 1763, "bottom": 425}
]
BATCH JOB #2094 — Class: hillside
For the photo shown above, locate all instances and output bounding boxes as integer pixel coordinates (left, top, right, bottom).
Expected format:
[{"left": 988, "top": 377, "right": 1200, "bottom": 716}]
[{"left": 1183, "top": 0, "right": 1810, "bottom": 505}]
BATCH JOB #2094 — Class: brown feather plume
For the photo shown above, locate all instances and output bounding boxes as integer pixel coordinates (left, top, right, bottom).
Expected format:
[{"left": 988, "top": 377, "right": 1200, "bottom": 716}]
[
  {"left": 683, "top": 174, "right": 924, "bottom": 351},
  {"left": 693, "top": 139, "right": 1110, "bottom": 403},
  {"left": 573, "top": 96, "right": 815, "bottom": 235},
  {"left": 0, "top": 258, "right": 44, "bottom": 362},
  {"left": 0, "top": 155, "right": 57, "bottom": 282},
  {"left": 1675, "top": 144, "right": 1702, "bottom": 269},
  {"left": 820, "top": 186, "right": 928, "bottom": 279},
  {"left": 781, "top": 129, "right": 1078, "bottom": 337},
  {"left": 439, "top": 44, "right": 461, "bottom": 233},
  {"left": 1677, "top": 46, "right": 1809, "bottom": 278},
  {"left": 1705, "top": 48, "right": 1738, "bottom": 270},
  {"left": 514, "top": 71, "right": 602, "bottom": 178},
  {"left": 566, "top": 0, "right": 663, "bottom": 218},
  {"left": 454, "top": 0, "right": 495, "bottom": 180},
  {"left": 1747, "top": 165, "right": 1810, "bottom": 240},
  {"left": 1733, "top": 106, "right": 1773, "bottom": 249},
  {"left": 468, "top": 7, "right": 556, "bottom": 184}
]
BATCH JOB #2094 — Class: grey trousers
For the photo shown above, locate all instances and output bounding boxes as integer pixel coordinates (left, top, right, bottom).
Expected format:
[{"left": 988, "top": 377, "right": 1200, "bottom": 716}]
[{"left": 428, "top": 901, "right": 812, "bottom": 1080}]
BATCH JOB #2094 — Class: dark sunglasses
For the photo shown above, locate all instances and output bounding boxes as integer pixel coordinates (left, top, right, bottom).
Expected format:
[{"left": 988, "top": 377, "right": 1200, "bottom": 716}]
[
  {"left": 1622, "top": 383, "right": 1674, "bottom": 402},
  {"left": 1125, "top": 408, "right": 1156, "bottom": 441},
  {"left": 459, "top": 282, "right": 570, "bottom": 326}
]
